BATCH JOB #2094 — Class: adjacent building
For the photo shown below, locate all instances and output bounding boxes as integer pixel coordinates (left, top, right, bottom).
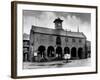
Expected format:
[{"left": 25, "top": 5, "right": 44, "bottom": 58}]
[
  {"left": 23, "top": 34, "right": 30, "bottom": 62},
  {"left": 86, "top": 41, "right": 91, "bottom": 58}
]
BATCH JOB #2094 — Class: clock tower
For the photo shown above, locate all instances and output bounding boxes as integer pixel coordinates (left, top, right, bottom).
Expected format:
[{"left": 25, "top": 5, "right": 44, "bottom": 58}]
[{"left": 54, "top": 17, "right": 63, "bottom": 30}]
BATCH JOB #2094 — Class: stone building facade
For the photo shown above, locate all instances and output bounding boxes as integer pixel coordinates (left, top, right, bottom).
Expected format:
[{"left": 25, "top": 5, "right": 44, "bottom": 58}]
[{"left": 29, "top": 18, "right": 88, "bottom": 62}]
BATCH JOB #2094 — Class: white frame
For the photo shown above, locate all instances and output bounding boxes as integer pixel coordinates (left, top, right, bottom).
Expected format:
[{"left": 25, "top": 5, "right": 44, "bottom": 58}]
[{"left": 11, "top": 1, "right": 97, "bottom": 78}]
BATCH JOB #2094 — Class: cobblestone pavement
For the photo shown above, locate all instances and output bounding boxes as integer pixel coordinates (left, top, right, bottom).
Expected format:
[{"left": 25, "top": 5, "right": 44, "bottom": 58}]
[{"left": 23, "top": 58, "right": 91, "bottom": 69}]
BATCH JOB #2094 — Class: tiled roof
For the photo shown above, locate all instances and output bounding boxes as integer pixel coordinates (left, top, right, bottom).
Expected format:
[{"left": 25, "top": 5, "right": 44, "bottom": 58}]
[{"left": 31, "top": 25, "right": 86, "bottom": 38}]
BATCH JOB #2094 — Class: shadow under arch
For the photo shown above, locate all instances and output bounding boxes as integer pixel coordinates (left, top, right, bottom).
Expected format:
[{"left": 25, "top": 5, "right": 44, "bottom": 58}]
[
  {"left": 64, "top": 47, "right": 70, "bottom": 54},
  {"left": 56, "top": 46, "right": 63, "bottom": 59},
  {"left": 38, "top": 45, "right": 46, "bottom": 58},
  {"left": 47, "top": 46, "right": 55, "bottom": 57},
  {"left": 78, "top": 47, "right": 83, "bottom": 59},
  {"left": 71, "top": 47, "right": 77, "bottom": 59}
]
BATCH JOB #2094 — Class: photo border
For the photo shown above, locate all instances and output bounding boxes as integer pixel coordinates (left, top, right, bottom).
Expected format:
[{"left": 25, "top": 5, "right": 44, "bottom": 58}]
[{"left": 11, "top": 1, "right": 98, "bottom": 79}]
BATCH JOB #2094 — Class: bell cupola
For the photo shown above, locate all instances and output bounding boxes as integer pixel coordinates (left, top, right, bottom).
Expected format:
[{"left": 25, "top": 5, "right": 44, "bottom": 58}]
[{"left": 53, "top": 17, "right": 63, "bottom": 30}]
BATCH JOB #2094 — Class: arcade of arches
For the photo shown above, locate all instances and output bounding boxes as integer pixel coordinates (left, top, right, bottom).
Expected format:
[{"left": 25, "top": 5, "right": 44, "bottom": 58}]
[{"left": 36, "top": 45, "right": 84, "bottom": 61}]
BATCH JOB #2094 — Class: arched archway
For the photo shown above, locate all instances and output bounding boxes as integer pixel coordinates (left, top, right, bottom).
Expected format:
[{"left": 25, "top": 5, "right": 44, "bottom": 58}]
[
  {"left": 78, "top": 47, "right": 83, "bottom": 59},
  {"left": 71, "top": 47, "right": 76, "bottom": 58},
  {"left": 56, "top": 46, "right": 62, "bottom": 59},
  {"left": 64, "top": 47, "right": 70, "bottom": 54},
  {"left": 38, "top": 45, "right": 46, "bottom": 58},
  {"left": 47, "top": 46, "right": 55, "bottom": 57}
]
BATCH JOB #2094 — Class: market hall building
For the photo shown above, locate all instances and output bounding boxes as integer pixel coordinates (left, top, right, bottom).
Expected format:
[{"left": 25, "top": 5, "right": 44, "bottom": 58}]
[{"left": 28, "top": 18, "right": 88, "bottom": 62}]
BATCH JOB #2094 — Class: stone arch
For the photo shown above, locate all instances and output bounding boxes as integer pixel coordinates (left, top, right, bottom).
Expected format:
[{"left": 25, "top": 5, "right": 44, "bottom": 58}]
[
  {"left": 78, "top": 47, "right": 83, "bottom": 59},
  {"left": 56, "top": 46, "right": 63, "bottom": 59},
  {"left": 47, "top": 46, "right": 55, "bottom": 57},
  {"left": 38, "top": 45, "right": 46, "bottom": 58},
  {"left": 64, "top": 47, "right": 70, "bottom": 54},
  {"left": 71, "top": 47, "right": 77, "bottom": 58}
]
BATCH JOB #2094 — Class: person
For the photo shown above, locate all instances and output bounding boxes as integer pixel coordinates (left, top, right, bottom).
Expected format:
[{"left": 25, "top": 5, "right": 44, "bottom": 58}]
[{"left": 64, "top": 53, "right": 71, "bottom": 63}]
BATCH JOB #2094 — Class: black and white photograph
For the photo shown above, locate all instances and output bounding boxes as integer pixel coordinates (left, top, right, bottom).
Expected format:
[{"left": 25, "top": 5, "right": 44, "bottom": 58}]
[
  {"left": 11, "top": 1, "right": 97, "bottom": 78},
  {"left": 23, "top": 10, "right": 91, "bottom": 69}
]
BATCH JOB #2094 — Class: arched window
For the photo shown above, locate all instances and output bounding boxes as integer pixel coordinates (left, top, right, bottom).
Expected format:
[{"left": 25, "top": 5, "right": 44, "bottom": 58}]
[
  {"left": 56, "top": 36, "right": 61, "bottom": 45},
  {"left": 65, "top": 37, "right": 68, "bottom": 42},
  {"left": 72, "top": 38, "right": 75, "bottom": 42}
]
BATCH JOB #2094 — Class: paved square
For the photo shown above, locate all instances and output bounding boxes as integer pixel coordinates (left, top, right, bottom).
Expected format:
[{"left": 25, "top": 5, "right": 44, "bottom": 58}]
[{"left": 23, "top": 58, "right": 91, "bottom": 69}]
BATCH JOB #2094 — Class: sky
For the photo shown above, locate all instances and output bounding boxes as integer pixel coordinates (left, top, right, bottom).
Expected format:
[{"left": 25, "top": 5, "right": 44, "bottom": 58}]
[{"left": 23, "top": 10, "right": 91, "bottom": 41}]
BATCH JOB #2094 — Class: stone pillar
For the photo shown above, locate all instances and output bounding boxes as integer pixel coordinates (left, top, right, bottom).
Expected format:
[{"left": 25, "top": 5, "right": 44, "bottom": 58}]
[
  {"left": 76, "top": 48, "right": 79, "bottom": 59},
  {"left": 82, "top": 47, "right": 86, "bottom": 59}
]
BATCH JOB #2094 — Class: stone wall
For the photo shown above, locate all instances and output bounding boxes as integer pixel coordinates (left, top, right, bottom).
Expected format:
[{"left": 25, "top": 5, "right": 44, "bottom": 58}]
[{"left": 29, "top": 30, "right": 87, "bottom": 62}]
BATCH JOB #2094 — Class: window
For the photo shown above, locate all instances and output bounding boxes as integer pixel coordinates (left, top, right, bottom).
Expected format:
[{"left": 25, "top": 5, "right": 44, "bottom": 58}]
[
  {"left": 79, "top": 39, "right": 82, "bottom": 43},
  {"left": 72, "top": 38, "right": 75, "bottom": 42},
  {"left": 23, "top": 48, "right": 28, "bottom": 53},
  {"left": 56, "top": 36, "right": 61, "bottom": 45},
  {"left": 65, "top": 37, "right": 68, "bottom": 42},
  {"left": 24, "top": 42, "right": 27, "bottom": 45},
  {"left": 24, "top": 41, "right": 29, "bottom": 45}
]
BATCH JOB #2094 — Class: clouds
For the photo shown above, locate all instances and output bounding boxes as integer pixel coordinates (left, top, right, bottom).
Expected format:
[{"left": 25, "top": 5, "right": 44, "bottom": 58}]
[
  {"left": 23, "top": 10, "right": 91, "bottom": 41},
  {"left": 62, "top": 15, "right": 82, "bottom": 30}
]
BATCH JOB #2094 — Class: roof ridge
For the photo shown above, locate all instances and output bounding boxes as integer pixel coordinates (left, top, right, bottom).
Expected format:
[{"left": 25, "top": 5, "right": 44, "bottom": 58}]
[{"left": 31, "top": 25, "right": 86, "bottom": 38}]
